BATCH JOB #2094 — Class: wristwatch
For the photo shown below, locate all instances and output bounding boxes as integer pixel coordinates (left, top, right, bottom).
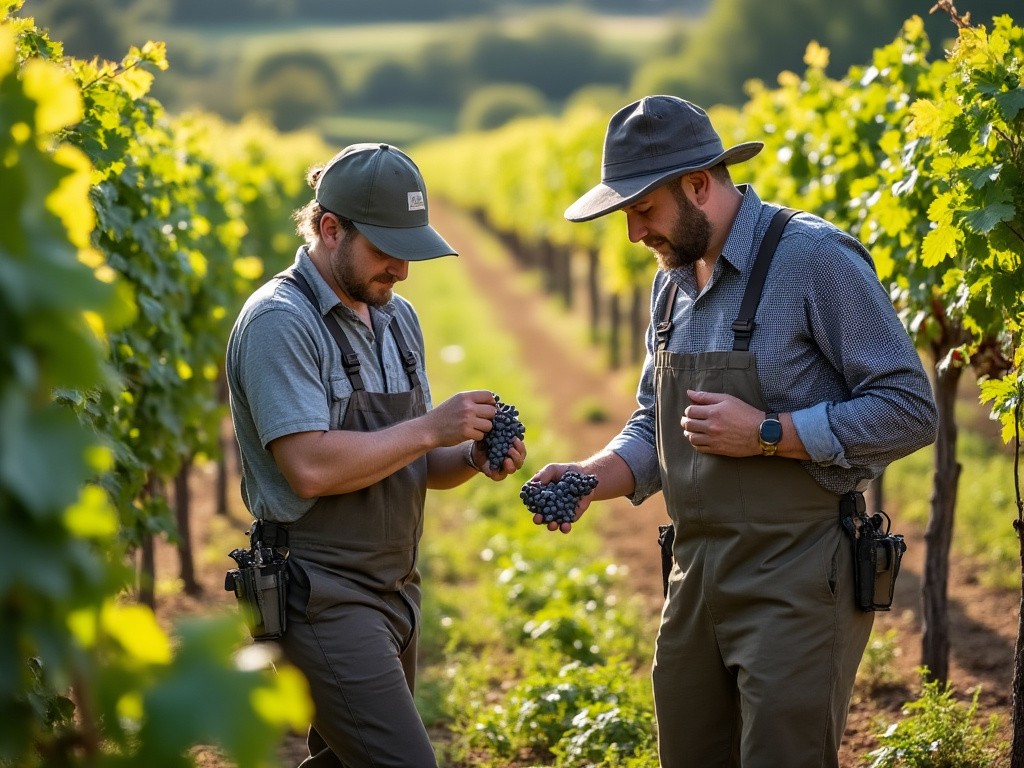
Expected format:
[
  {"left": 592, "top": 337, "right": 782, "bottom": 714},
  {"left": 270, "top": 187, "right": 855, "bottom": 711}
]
[{"left": 758, "top": 412, "right": 783, "bottom": 456}]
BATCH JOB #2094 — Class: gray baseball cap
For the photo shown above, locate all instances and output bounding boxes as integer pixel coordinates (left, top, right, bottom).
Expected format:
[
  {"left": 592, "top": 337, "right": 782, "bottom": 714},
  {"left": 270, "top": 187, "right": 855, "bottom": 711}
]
[
  {"left": 315, "top": 143, "right": 457, "bottom": 261},
  {"left": 565, "top": 96, "right": 763, "bottom": 222}
]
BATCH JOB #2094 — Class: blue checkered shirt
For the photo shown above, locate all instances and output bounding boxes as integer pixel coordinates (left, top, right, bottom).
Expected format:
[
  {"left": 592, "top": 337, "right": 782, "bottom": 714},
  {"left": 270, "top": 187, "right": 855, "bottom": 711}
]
[{"left": 609, "top": 186, "right": 937, "bottom": 501}]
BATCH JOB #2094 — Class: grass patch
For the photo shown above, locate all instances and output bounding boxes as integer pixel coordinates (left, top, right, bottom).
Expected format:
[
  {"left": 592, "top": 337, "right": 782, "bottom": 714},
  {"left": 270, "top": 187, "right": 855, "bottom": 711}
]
[
  {"left": 882, "top": 417, "right": 1020, "bottom": 590},
  {"left": 572, "top": 396, "right": 611, "bottom": 424}
]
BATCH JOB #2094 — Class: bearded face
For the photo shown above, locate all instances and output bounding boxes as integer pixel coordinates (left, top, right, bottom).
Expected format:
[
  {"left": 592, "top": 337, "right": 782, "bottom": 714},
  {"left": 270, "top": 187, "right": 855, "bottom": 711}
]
[
  {"left": 652, "top": 184, "right": 714, "bottom": 271},
  {"left": 328, "top": 228, "right": 403, "bottom": 308}
]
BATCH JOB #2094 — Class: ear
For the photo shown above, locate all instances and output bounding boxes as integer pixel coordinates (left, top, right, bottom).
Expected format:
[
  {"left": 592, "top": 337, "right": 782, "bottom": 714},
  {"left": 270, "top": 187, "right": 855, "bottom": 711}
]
[
  {"left": 681, "top": 170, "right": 713, "bottom": 206},
  {"left": 318, "top": 212, "right": 342, "bottom": 246}
]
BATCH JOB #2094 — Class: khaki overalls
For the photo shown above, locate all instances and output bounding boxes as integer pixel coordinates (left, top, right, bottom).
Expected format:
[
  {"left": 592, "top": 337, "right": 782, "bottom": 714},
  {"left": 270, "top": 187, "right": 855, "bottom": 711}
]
[
  {"left": 278, "top": 287, "right": 436, "bottom": 768},
  {"left": 651, "top": 220, "right": 873, "bottom": 767}
]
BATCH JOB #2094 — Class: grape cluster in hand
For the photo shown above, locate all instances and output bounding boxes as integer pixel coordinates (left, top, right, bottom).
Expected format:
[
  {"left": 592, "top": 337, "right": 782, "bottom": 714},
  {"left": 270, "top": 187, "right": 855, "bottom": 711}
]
[
  {"left": 520, "top": 471, "right": 599, "bottom": 525},
  {"left": 482, "top": 394, "right": 526, "bottom": 470}
]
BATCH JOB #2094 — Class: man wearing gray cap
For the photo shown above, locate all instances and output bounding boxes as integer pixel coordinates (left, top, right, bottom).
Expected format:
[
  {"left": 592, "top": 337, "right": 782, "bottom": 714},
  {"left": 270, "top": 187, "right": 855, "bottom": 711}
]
[
  {"left": 530, "top": 97, "right": 936, "bottom": 766},
  {"left": 226, "top": 143, "right": 526, "bottom": 767}
]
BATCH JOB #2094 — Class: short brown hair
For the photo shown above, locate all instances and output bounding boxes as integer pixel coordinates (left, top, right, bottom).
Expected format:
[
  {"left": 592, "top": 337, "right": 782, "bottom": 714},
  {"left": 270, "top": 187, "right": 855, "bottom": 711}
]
[
  {"left": 708, "top": 162, "right": 732, "bottom": 184},
  {"left": 292, "top": 164, "right": 355, "bottom": 242}
]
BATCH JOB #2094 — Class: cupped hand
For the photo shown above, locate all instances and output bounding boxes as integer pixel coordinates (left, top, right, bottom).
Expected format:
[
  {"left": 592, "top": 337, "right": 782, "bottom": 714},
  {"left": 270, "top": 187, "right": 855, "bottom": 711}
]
[
  {"left": 526, "top": 462, "right": 590, "bottom": 534},
  {"left": 481, "top": 436, "right": 527, "bottom": 480}
]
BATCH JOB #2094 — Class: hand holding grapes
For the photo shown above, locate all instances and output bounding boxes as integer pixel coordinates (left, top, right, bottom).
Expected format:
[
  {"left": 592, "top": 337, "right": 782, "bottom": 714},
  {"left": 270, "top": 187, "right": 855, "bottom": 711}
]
[
  {"left": 466, "top": 435, "right": 525, "bottom": 480},
  {"left": 466, "top": 393, "right": 527, "bottom": 480},
  {"left": 522, "top": 463, "right": 599, "bottom": 534}
]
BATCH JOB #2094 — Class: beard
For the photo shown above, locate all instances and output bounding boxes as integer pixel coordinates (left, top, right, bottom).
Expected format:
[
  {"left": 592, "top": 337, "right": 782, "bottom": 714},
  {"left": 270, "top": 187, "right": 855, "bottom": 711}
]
[
  {"left": 329, "top": 233, "right": 397, "bottom": 308},
  {"left": 646, "top": 185, "right": 713, "bottom": 271}
]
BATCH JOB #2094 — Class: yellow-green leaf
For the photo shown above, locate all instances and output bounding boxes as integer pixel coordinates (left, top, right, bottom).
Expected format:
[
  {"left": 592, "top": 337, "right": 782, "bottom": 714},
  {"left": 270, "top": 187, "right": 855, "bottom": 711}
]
[
  {"left": 21, "top": 59, "right": 83, "bottom": 134},
  {"left": 803, "top": 41, "right": 830, "bottom": 70},
  {"left": 140, "top": 40, "right": 170, "bottom": 71},
  {"left": 251, "top": 665, "right": 312, "bottom": 730},
  {"left": 48, "top": 145, "right": 95, "bottom": 248},
  {"left": 921, "top": 224, "right": 958, "bottom": 267},
  {"left": 0, "top": 25, "right": 14, "bottom": 78},
  {"left": 67, "top": 608, "right": 98, "bottom": 648},
  {"left": 63, "top": 484, "right": 118, "bottom": 538},
  {"left": 117, "top": 692, "right": 144, "bottom": 722},
  {"left": 233, "top": 256, "right": 264, "bottom": 281},
  {"left": 927, "top": 192, "right": 956, "bottom": 227},
  {"left": 908, "top": 99, "right": 943, "bottom": 139},
  {"left": 102, "top": 602, "right": 172, "bottom": 665}
]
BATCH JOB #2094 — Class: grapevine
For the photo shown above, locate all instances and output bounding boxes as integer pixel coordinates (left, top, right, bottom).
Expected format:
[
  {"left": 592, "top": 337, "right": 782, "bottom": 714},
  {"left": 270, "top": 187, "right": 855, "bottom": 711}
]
[{"left": 1, "top": 4, "right": 317, "bottom": 764}]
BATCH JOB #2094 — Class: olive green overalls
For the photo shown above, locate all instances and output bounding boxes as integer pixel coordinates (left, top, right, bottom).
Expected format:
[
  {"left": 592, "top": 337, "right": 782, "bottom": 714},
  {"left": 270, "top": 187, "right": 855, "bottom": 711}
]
[
  {"left": 650, "top": 212, "right": 874, "bottom": 767},
  {"left": 278, "top": 272, "right": 436, "bottom": 768}
]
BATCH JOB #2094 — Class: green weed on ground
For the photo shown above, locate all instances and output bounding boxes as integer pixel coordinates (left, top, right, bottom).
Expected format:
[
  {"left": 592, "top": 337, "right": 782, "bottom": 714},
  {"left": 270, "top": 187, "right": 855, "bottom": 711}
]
[
  {"left": 864, "top": 670, "right": 1006, "bottom": 768},
  {"left": 856, "top": 628, "right": 905, "bottom": 694}
]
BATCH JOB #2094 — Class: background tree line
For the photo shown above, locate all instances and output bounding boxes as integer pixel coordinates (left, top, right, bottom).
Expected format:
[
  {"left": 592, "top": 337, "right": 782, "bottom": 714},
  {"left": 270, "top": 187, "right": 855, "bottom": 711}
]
[{"left": 27, "top": 0, "right": 1017, "bottom": 147}]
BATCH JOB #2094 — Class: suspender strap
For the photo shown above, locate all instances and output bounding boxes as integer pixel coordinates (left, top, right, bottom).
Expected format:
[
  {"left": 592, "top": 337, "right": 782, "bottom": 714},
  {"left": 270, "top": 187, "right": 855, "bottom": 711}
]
[
  {"left": 656, "top": 281, "right": 680, "bottom": 353},
  {"left": 388, "top": 321, "right": 422, "bottom": 390},
  {"left": 731, "top": 207, "right": 798, "bottom": 352},
  {"left": 279, "top": 270, "right": 365, "bottom": 392},
  {"left": 654, "top": 207, "right": 798, "bottom": 353},
  {"left": 280, "top": 269, "right": 421, "bottom": 391}
]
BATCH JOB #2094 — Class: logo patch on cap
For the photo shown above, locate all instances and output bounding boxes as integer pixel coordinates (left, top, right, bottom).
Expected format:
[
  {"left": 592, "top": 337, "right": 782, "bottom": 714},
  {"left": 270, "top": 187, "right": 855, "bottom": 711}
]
[{"left": 408, "top": 191, "right": 425, "bottom": 211}]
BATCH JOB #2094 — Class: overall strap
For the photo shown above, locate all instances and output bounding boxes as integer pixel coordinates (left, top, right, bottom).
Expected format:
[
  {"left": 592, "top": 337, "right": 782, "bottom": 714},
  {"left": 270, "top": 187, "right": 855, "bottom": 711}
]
[
  {"left": 731, "top": 207, "right": 798, "bottom": 352},
  {"left": 387, "top": 320, "right": 422, "bottom": 390},
  {"left": 655, "top": 281, "right": 680, "bottom": 352},
  {"left": 278, "top": 270, "right": 365, "bottom": 392}
]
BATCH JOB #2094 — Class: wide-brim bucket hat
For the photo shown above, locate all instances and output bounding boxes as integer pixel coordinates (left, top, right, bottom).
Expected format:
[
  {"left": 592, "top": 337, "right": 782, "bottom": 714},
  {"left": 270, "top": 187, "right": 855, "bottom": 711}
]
[
  {"left": 315, "top": 143, "right": 457, "bottom": 261},
  {"left": 565, "top": 95, "right": 763, "bottom": 222}
]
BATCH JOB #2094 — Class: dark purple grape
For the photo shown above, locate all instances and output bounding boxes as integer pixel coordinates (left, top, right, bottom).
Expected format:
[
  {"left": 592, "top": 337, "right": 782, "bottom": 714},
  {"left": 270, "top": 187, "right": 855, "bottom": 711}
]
[
  {"left": 483, "top": 393, "right": 526, "bottom": 470},
  {"left": 520, "top": 470, "right": 599, "bottom": 525}
]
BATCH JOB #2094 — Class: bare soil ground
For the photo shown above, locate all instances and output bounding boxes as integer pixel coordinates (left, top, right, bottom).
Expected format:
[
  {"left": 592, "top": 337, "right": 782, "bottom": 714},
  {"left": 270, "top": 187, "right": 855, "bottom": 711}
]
[{"left": 160, "top": 201, "right": 1019, "bottom": 766}]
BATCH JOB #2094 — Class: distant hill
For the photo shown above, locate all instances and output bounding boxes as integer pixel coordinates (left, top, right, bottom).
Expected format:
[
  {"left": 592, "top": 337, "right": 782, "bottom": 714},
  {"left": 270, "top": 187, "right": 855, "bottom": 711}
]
[{"left": 166, "top": 0, "right": 711, "bottom": 24}]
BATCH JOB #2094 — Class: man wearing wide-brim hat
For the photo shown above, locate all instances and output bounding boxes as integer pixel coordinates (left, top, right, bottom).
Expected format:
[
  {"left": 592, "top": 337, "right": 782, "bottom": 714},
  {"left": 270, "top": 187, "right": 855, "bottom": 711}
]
[{"left": 530, "top": 95, "right": 937, "bottom": 766}]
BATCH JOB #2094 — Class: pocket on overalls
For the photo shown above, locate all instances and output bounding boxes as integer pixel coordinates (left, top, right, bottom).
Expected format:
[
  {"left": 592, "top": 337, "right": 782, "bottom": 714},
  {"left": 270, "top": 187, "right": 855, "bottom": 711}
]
[{"left": 328, "top": 375, "right": 352, "bottom": 429}]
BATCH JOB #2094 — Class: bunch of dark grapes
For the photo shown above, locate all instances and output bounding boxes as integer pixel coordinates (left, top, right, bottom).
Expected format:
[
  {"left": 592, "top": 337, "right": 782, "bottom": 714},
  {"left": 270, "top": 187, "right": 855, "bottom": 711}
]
[
  {"left": 520, "top": 470, "right": 599, "bottom": 525},
  {"left": 483, "top": 394, "right": 526, "bottom": 470}
]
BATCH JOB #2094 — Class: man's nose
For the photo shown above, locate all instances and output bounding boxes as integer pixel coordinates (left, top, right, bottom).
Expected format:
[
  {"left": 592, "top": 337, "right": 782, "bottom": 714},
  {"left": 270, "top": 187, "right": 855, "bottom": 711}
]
[
  {"left": 389, "top": 259, "right": 409, "bottom": 281},
  {"left": 625, "top": 211, "right": 646, "bottom": 243}
]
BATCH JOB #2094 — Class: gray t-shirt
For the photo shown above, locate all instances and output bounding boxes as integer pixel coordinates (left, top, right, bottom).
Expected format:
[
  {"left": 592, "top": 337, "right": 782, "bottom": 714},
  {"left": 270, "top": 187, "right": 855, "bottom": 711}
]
[{"left": 226, "top": 246, "right": 432, "bottom": 523}]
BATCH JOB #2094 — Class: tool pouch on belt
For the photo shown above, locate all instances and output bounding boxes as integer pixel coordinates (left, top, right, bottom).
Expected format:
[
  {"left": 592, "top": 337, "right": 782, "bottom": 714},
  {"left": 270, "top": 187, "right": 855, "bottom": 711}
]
[
  {"left": 840, "top": 492, "right": 906, "bottom": 612},
  {"left": 657, "top": 523, "right": 675, "bottom": 598},
  {"left": 224, "top": 521, "right": 289, "bottom": 641}
]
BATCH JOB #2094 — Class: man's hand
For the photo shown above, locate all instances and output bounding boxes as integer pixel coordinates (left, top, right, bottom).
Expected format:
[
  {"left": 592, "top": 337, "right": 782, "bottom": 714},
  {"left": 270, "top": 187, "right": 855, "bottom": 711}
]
[
  {"left": 427, "top": 390, "right": 498, "bottom": 446},
  {"left": 523, "top": 450, "right": 633, "bottom": 534},
  {"left": 526, "top": 463, "right": 594, "bottom": 534},
  {"left": 680, "top": 389, "right": 762, "bottom": 457},
  {"left": 469, "top": 436, "right": 527, "bottom": 480}
]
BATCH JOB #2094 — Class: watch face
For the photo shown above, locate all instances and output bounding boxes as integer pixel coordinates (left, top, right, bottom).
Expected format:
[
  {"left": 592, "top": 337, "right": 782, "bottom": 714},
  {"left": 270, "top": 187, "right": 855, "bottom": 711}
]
[{"left": 759, "top": 419, "right": 782, "bottom": 444}]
